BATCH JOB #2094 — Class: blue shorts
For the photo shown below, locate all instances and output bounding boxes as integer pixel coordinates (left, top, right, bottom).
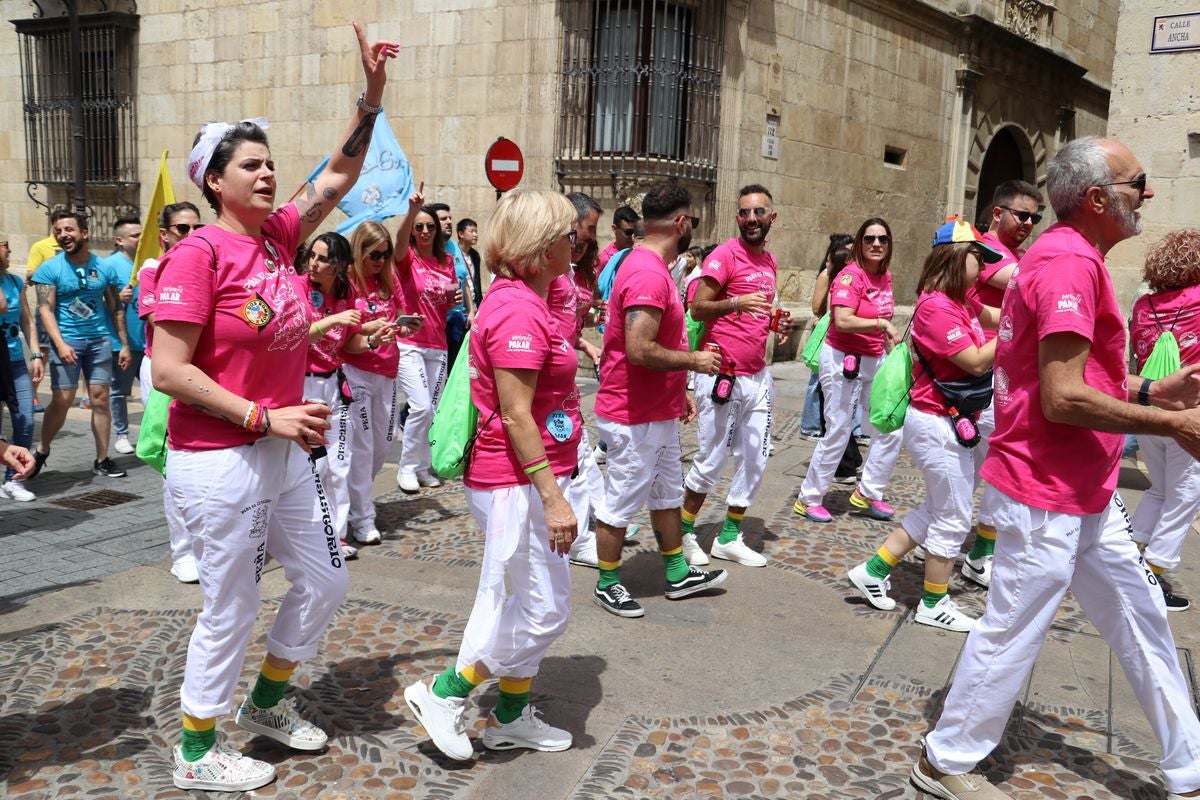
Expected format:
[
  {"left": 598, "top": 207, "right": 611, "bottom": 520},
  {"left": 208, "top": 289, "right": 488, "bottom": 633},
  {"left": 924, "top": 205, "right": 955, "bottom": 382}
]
[{"left": 49, "top": 336, "right": 112, "bottom": 390}]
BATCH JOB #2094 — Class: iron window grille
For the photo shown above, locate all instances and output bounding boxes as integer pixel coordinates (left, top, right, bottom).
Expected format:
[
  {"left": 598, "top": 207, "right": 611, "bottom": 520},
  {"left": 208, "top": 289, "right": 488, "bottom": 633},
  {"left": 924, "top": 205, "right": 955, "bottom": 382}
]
[{"left": 557, "top": 0, "right": 726, "bottom": 187}]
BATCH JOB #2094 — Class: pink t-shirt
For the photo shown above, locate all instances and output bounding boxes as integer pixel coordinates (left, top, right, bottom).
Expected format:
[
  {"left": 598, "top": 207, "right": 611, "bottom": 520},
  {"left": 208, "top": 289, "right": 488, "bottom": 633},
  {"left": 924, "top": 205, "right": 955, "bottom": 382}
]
[
  {"left": 137, "top": 257, "right": 161, "bottom": 357},
  {"left": 597, "top": 241, "right": 619, "bottom": 273},
  {"left": 908, "top": 292, "right": 986, "bottom": 416},
  {"left": 696, "top": 237, "right": 777, "bottom": 376},
  {"left": 546, "top": 273, "right": 579, "bottom": 344},
  {"left": 1130, "top": 284, "right": 1200, "bottom": 371},
  {"left": 341, "top": 275, "right": 399, "bottom": 377},
  {"left": 465, "top": 278, "right": 583, "bottom": 490},
  {"left": 595, "top": 248, "right": 687, "bottom": 424},
  {"left": 154, "top": 204, "right": 308, "bottom": 451},
  {"left": 981, "top": 223, "right": 1127, "bottom": 515},
  {"left": 970, "top": 232, "right": 1021, "bottom": 340},
  {"left": 571, "top": 267, "right": 596, "bottom": 344},
  {"left": 824, "top": 262, "right": 893, "bottom": 357},
  {"left": 305, "top": 277, "right": 360, "bottom": 374},
  {"left": 396, "top": 249, "right": 456, "bottom": 350}
]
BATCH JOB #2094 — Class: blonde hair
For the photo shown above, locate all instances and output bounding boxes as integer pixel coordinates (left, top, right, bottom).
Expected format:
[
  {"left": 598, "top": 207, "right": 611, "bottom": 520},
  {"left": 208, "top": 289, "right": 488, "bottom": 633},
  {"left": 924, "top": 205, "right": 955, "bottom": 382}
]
[
  {"left": 349, "top": 221, "right": 395, "bottom": 299},
  {"left": 484, "top": 191, "right": 576, "bottom": 280},
  {"left": 1143, "top": 229, "right": 1200, "bottom": 293}
]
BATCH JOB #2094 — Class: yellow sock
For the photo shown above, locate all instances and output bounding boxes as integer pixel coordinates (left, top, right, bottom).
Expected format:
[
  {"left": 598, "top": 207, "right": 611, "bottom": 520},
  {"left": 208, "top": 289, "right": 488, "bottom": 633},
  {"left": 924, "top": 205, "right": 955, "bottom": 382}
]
[
  {"left": 1148, "top": 562, "right": 1165, "bottom": 575},
  {"left": 497, "top": 676, "right": 532, "bottom": 695},
  {"left": 460, "top": 664, "right": 488, "bottom": 686},
  {"left": 260, "top": 660, "right": 295, "bottom": 683},
  {"left": 922, "top": 580, "right": 949, "bottom": 608},
  {"left": 182, "top": 713, "right": 216, "bottom": 732}
]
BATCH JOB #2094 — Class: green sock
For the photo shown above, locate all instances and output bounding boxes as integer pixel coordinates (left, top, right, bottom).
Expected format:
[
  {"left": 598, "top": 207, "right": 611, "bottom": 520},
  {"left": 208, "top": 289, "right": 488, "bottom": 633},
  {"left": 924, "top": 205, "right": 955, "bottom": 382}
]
[
  {"left": 597, "top": 559, "right": 621, "bottom": 590},
  {"left": 717, "top": 510, "right": 744, "bottom": 545},
  {"left": 432, "top": 666, "right": 480, "bottom": 700},
  {"left": 662, "top": 545, "right": 689, "bottom": 582},
  {"left": 968, "top": 524, "right": 997, "bottom": 560},
  {"left": 494, "top": 677, "right": 531, "bottom": 724},
  {"left": 181, "top": 714, "right": 217, "bottom": 762},
  {"left": 681, "top": 509, "right": 697, "bottom": 536},
  {"left": 865, "top": 545, "right": 899, "bottom": 579},
  {"left": 922, "top": 580, "right": 949, "bottom": 609},
  {"left": 249, "top": 659, "right": 294, "bottom": 710}
]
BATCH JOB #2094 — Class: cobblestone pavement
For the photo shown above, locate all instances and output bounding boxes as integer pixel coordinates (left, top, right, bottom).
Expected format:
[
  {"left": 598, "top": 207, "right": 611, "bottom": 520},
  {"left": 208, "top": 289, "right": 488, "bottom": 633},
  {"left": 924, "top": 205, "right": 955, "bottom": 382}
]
[{"left": 2, "top": 364, "right": 1199, "bottom": 799}]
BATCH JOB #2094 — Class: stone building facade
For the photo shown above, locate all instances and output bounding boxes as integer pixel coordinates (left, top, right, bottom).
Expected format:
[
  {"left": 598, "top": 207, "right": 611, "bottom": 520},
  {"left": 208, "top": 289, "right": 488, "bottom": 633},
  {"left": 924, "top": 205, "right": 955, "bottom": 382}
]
[{"left": 0, "top": 0, "right": 1116, "bottom": 303}]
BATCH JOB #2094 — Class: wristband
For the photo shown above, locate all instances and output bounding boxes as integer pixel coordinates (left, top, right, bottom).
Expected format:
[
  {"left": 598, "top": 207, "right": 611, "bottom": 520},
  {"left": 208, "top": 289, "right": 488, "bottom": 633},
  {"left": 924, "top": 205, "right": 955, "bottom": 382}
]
[
  {"left": 29, "top": 353, "right": 44, "bottom": 360},
  {"left": 262, "top": 407, "right": 271, "bottom": 435},
  {"left": 242, "top": 401, "right": 258, "bottom": 431},
  {"left": 357, "top": 92, "right": 383, "bottom": 115},
  {"left": 523, "top": 459, "right": 551, "bottom": 476},
  {"left": 367, "top": 334, "right": 378, "bottom": 350},
  {"left": 1138, "top": 378, "right": 1153, "bottom": 406}
]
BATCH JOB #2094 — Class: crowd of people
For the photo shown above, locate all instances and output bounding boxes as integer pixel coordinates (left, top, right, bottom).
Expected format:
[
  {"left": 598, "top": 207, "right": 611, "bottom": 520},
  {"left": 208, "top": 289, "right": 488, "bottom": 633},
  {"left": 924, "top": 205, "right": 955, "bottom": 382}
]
[{"left": 2, "top": 27, "right": 1200, "bottom": 796}]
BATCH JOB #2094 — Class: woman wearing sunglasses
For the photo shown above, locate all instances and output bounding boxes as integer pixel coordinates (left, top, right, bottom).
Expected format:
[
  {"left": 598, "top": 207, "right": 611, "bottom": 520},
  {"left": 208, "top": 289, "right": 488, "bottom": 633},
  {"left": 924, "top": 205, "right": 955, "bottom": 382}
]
[
  {"left": 405, "top": 189, "right": 579, "bottom": 761},
  {"left": 342, "top": 221, "right": 403, "bottom": 545},
  {"left": 795, "top": 217, "right": 904, "bottom": 523},
  {"left": 393, "top": 189, "right": 460, "bottom": 494}
]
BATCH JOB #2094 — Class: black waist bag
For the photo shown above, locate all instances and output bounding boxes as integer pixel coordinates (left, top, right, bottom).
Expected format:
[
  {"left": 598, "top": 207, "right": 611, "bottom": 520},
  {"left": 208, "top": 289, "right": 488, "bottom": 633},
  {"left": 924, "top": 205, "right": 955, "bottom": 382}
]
[{"left": 912, "top": 341, "right": 993, "bottom": 415}]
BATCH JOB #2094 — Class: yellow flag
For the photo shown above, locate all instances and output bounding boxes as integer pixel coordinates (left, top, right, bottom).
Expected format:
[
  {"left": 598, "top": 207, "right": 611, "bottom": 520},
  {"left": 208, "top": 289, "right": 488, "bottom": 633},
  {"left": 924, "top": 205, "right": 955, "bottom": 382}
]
[{"left": 131, "top": 150, "right": 176, "bottom": 286}]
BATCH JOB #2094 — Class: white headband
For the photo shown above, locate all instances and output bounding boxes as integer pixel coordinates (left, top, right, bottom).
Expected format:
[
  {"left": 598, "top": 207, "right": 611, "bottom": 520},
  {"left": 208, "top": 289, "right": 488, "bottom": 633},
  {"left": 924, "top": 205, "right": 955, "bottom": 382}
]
[{"left": 187, "top": 117, "right": 271, "bottom": 190}]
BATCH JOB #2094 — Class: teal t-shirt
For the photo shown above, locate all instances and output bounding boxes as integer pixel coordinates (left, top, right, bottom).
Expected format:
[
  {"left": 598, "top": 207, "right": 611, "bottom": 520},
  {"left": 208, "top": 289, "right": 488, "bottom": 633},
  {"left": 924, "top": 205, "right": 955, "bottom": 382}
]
[
  {"left": 445, "top": 238, "right": 470, "bottom": 320},
  {"left": 1, "top": 272, "right": 24, "bottom": 362},
  {"left": 99, "top": 252, "right": 145, "bottom": 352},
  {"left": 31, "top": 252, "right": 119, "bottom": 341}
]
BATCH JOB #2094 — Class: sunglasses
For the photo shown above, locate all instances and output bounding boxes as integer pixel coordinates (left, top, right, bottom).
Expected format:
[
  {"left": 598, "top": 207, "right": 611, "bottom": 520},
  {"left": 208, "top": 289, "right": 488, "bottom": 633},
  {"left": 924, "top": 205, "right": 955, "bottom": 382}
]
[
  {"left": 366, "top": 249, "right": 392, "bottom": 261},
  {"left": 414, "top": 223, "right": 437, "bottom": 232},
  {"left": 862, "top": 234, "right": 891, "bottom": 245},
  {"left": 999, "top": 206, "right": 1043, "bottom": 225},
  {"left": 615, "top": 226, "right": 636, "bottom": 238},
  {"left": 170, "top": 223, "right": 204, "bottom": 236},
  {"left": 737, "top": 207, "right": 771, "bottom": 220},
  {"left": 1097, "top": 173, "right": 1148, "bottom": 197},
  {"left": 677, "top": 214, "right": 701, "bottom": 227}
]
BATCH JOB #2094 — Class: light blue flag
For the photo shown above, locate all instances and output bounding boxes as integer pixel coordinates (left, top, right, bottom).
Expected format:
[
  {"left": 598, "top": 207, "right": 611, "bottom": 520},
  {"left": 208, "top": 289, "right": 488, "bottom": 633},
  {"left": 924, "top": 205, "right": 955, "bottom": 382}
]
[{"left": 307, "top": 113, "right": 416, "bottom": 235}]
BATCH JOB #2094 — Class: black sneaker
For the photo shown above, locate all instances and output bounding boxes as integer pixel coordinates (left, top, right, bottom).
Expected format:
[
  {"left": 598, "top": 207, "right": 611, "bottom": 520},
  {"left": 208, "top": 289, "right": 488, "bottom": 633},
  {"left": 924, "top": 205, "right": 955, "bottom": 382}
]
[
  {"left": 28, "top": 450, "right": 48, "bottom": 479},
  {"left": 1163, "top": 584, "right": 1191, "bottom": 612},
  {"left": 93, "top": 457, "right": 127, "bottom": 478},
  {"left": 664, "top": 566, "right": 727, "bottom": 600},
  {"left": 593, "top": 583, "right": 644, "bottom": 618}
]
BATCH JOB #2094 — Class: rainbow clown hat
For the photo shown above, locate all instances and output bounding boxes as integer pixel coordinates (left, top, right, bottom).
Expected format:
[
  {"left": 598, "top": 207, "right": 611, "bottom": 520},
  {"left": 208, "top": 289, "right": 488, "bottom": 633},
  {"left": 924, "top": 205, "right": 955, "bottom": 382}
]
[{"left": 931, "top": 217, "right": 1004, "bottom": 263}]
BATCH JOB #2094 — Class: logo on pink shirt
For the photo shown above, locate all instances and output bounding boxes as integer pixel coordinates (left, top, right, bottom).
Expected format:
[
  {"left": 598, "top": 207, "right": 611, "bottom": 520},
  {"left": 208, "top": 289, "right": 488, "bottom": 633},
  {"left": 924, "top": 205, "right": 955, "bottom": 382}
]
[
  {"left": 1056, "top": 293, "right": 1082, "bottom": 315},
  {"left": 241, "top": 294, "right": 275, "bottom": 331},
  {"left": 507, "top": 334, "right": 532, "bottom": 352}
]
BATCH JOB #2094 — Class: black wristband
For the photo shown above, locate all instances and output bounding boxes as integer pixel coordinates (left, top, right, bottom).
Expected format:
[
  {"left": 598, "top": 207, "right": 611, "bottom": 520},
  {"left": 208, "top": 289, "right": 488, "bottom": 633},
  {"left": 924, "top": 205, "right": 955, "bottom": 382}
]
[{"left": 1138, "top": 378, "right": 1153, "bottom": 406}]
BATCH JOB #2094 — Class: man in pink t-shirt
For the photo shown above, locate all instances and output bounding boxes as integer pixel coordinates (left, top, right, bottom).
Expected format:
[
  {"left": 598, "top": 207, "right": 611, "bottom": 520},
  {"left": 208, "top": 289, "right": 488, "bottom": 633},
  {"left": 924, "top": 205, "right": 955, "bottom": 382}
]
[
  {"left": 680, "top": 184, "right": 792, "bottom": 569},
  {"left": 590, "top": 182, "right": 725, "bottom": 619},
  {"left": 915, "top": 137, "right": 1200, "bottom": 800}
]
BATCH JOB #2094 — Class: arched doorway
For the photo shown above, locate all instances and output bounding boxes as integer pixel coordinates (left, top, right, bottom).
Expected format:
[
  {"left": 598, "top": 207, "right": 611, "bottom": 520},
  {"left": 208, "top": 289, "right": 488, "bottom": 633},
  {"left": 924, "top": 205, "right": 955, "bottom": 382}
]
[{"left": 975, "top": 127, "right": 1031, "bottom": 229}]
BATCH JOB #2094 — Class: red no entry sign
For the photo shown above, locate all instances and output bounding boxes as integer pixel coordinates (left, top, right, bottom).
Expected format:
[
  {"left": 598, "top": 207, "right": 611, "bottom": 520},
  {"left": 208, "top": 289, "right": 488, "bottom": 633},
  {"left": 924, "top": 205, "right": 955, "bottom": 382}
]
[{"left": 485, "top": 137, "right": 524, "bottom": 193}]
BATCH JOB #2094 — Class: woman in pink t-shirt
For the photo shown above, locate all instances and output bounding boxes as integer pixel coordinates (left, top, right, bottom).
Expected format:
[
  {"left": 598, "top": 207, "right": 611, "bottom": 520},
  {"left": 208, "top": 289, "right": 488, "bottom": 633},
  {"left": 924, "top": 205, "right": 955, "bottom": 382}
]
[
  {"left": 404, "top": 190, "right": 580, "bottom": 761},
  {"left": 1130, "top": 229, "right": 1200, "bottom": 610},
  {"left": 796, "top": 218, "right": 904, "bottom": 523},
  {"left": 847, "top": 220, "right": 1002, "bottom": 633},
  {"left": 393, "top": 194, "right": 459, "bottom": 493},
  {"left": 149, "top": 23, "right": 399, "bottom": 793}
]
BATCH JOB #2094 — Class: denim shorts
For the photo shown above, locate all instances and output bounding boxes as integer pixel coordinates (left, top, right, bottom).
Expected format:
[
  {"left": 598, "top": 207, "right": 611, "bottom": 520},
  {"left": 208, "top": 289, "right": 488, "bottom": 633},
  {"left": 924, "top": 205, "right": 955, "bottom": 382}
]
[{"left": 49, "top": 336, "right": 112, "bottom": 390}]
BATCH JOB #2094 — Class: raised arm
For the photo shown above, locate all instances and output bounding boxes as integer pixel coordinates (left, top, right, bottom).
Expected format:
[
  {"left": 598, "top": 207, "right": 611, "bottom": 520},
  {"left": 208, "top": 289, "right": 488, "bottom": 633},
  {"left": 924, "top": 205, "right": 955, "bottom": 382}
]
[
  {"left": 392, "top": 183, "right": 425, "bottom": 267},
  {"left": 294, "top": 22, "right": 400, "bottom": 242}
]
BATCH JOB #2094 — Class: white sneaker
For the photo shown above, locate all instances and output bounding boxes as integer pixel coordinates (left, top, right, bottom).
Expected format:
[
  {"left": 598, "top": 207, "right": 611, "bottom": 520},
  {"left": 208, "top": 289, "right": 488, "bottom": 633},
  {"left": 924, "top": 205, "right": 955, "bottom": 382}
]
[
  {"left": 404, "top": 679, "right": 474, "bottom": 760},
  {"left": 915, "top": 595, "right": 976, "bottom": 632},
  {"left": 961, "top": 554, "right": 993, "bottom": 588},
  {"left": 340, "top": 539, "right": 359, "bottom": 560},
  {"left": 710, "top": 534, "right": 767, "bottom": 567},
  {"left": 172, "top": 742, "right": 276, "bottom": 792},
  {"left": 236, "top": 696, "right": 328, "bottom": 750},
  {"left": 847, "top": 562, "right": 895, "bottom": 610},
  {"left": 417, "top": 470, "right": 444, "bottom": 488},
  {"left": 397, "top": 470, "right": 420, "bottom": 493},
  {"left": 114, "top": 435, "right": 135, "bottom": 454},
  {"left": 591, "top": 445, "right": 606, "bottom": 465},
  {"left": 481, "top": 705, "right": 572, "bottom": 752},
  {"left": 569, "top": 536, "right": 598, "bottom": 568},
  {"left": 681, "top": 532, "right": 710, "bottom": 566},
  {"left": 353, "top": 527, "right": 382, "bottom": 545},
  {"left": 2, "top": 480, "right": 35, "bottom": 502},
  {"left": 170, "top": 555, "right": 199, "bottom": 584}
]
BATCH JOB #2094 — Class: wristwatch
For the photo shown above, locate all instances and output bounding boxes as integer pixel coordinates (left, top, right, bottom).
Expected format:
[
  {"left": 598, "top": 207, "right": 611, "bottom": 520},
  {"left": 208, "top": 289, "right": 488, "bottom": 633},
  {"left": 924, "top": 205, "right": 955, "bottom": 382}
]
[{"left": 29, "top": 353, "right": 44, "bottom": 360}]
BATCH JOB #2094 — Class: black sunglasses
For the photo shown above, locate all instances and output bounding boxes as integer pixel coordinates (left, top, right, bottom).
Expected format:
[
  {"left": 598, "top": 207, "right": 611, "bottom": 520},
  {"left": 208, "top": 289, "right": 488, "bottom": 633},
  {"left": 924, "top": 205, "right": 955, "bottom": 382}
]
[
  {"left": 862, "top": 234, "right": 891, "bottom": 245},
  {"left": 366, "top": 249, "right": 392, "bottom": 261},
  {"left": 676, "top": 214, "right": 701, "bottom": 228},
  {"left": 999, "top": 206, "right": 1043, "bottom": 225},
  {"left": 1097, "top": 173, "right": 1148, "bottom": 197},
  {"left": 414, "top": 223, "right": 437, "bottom": 232},
  {"left": 170, "top": 223, "right": 204, "bottom": 236}
]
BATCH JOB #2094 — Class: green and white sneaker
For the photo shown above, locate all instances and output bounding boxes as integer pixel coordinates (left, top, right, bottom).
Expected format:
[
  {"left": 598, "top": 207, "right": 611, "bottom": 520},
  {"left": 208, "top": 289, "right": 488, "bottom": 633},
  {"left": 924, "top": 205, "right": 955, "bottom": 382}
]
[
  {"left": 172, "top": 743, "right": 276, "bottom": 792},
  {"left": 235, "top": 696, "right": 328, "bottom": 750}
]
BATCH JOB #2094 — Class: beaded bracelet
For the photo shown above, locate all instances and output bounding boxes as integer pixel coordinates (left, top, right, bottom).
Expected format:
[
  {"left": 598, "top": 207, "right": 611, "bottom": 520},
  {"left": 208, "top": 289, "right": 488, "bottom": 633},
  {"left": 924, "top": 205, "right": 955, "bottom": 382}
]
[{"left": 242, "top": 401, "right": 259, "bottom": 431}]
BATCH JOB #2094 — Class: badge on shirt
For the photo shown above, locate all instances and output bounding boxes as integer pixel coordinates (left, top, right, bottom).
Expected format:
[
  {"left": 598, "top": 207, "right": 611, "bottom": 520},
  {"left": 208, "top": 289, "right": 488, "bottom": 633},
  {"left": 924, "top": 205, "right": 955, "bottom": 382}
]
[
  {"left": 838, "top": 273, "right": 854, "bottom": 286},
  {"left": 67, "top": 297, "right": 95, "bottom": 319},
  {"left": 241, "top": 293, "right": 275, "bottom": 332},
  {"left": 310, "top": 290, "right": 324, "bottom": 310},
  {"left": 546, "top": 410, "right": 573, "bottom": 443}
]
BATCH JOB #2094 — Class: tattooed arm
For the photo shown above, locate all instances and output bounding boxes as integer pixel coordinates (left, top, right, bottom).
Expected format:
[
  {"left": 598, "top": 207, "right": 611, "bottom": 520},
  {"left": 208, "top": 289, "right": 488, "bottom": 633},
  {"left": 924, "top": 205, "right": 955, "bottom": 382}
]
[
  {"left": 294, "top": 22, "right": 400, "bottom": 242},
  {"left": 34, "top": 282, "right": 76, "bottom": 366},
  {"left": 624, "top": 306, "right": 720, "bottom": 375}
]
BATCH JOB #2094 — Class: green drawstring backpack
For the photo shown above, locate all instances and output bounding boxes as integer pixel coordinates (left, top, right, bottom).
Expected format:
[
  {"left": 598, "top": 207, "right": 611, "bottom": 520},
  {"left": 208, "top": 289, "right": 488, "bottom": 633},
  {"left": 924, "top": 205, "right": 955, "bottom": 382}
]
[{"left": 869, "top": 342, "right": 914, "bottom": 433}]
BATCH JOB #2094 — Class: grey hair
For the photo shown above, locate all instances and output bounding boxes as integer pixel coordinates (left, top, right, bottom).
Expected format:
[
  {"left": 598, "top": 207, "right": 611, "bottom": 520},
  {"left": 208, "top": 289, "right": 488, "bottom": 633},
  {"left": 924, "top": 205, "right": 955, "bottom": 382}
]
[
  {"left": 1047, "top": 136, "right": 1113, "bottom": 221},
  {"left": 566, "top": 191, "right": 602, "bottom": 223}
]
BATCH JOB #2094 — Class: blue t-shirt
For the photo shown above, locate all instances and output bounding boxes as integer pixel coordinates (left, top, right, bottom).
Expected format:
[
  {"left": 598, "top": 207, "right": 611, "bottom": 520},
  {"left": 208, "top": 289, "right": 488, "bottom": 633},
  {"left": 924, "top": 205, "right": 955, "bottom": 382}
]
[
  {"left": 31, "top": 252, "right": 119, "bottom": 341},
  {"left": 99, "top": 252, "right": 145, "bottom": 351},
  {"left": 1, "top": 272, "right": 25, "bottom": 362},
  {"left": 445, "top": 238, "right": 470, "bottom": 320},
  {"left": 596, "top": 247, "right": 632, "bottom": 334}
]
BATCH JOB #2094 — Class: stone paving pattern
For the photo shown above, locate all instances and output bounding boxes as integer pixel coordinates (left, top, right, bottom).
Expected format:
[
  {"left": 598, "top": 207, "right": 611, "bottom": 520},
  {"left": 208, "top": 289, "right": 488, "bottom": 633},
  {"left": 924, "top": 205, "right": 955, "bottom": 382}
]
[{"left": 2, "top": 364, "right": 1199, "bottom": 798}]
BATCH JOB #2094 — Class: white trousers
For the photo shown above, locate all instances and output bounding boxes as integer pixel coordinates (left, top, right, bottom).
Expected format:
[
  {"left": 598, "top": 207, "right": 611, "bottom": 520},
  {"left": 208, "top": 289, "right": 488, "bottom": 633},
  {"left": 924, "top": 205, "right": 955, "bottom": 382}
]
[
  {"left": 343, "top": 364, "right": 398, "bottom": 534},
  {"left": 397, "top": 344, "right": 448, "bottom": 478},
  {"left": 971, "top": 403, "right": 998, "bottom": 526},
  {"left": 1131, "top": 434, "right": 1200, "bottom": 571},
  {"left": 142, "top": 353, "right": 193, "bottom": 568},
  {"left": 595, "top": 417, "right": 685, "bottom": 528},
  {"left": 304, "top": 374, "right": 354, "bottom": 540},
  {"left": 459, "top": 476, "right": 573, "bottom": 678},
  {"left": 926, "top": 488, "right": 1200, "bottom": 793},
  {"left": 567, "top": 427, "right": 606, "bottom": 553},
  {"left": 167, "top": 437, "right": 349, "bottom": 718},
  {"left": 685, "top": 367, "right": 774, "bottom": 508},
  {"left": 799, "top": 342, "right": 902, "bottom": 505},
  {"left": 900, "top": 407, "right": 976, "bottom": 559}
]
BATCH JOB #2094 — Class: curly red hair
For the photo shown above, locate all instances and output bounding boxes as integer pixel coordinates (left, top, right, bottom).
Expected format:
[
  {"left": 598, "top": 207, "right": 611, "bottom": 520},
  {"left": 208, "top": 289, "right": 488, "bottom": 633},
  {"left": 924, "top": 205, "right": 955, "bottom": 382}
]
[{"left": 1144, "top": 229, "right": 1200, "bottom": 293}]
